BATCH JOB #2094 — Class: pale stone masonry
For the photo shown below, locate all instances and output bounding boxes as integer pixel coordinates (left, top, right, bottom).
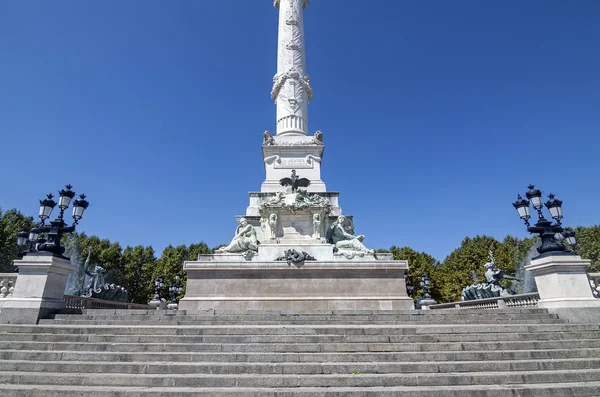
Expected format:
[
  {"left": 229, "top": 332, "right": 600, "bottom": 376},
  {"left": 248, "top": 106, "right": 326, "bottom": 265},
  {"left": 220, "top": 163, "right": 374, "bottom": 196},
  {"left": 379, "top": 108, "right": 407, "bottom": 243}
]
[{"left": 180, "top": 1, "right": 413, "bottom": 311}]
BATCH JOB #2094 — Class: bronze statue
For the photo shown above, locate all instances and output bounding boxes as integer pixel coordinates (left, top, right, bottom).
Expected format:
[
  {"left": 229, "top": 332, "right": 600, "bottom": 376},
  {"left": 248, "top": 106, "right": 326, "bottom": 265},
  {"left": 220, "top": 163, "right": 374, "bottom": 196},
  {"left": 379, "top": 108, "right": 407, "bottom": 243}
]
[{"left": 279, "top": 170, "right": 310, "bottom": 192}]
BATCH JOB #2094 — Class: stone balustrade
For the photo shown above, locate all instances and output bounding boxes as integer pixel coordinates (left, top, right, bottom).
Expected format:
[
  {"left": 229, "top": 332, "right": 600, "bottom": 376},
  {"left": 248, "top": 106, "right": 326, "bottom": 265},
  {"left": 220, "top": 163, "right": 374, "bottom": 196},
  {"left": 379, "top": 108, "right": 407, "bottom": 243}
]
[
  {"left": 63, "top": 295, "right": 152, "bottom": 310},
  {"left": 589, "top": 272, "right": 600, "bottom": 298},
  {"left": 428, "top": 293, "right": 540, "bottom": 310},
  {"left": 0, "top": 273, "right": 18, "bottom": 306}
]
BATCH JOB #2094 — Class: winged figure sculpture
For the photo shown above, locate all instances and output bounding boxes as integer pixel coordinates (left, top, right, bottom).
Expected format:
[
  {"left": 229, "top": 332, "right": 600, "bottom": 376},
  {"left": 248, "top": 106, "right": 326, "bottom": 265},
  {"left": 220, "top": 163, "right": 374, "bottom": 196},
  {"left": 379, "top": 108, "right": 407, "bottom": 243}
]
[{"left": 279, "top": 170, "right": 311, "bottom": 192}]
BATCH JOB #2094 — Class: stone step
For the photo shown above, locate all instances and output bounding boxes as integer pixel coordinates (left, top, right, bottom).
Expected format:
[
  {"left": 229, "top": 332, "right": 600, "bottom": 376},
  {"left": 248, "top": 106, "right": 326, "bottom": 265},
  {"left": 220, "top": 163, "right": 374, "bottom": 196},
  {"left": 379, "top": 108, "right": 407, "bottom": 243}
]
[
  {"left": 3, "top": 338, "right": 599, "bottom": 353},
  {"left": 50, "top": 312, "right": 561, "bottom": 320},
  {"left": 2, "top": 329, "right": 598, "bottom": 344},
  {"left": 41, "top": 314, "right": 565, "bottom": 321},
  {"left": 2, "top": 369, "right": 600, "bottom": 388},
  {"left": 77, "top": 308, "right": 553, "bottom": 316},
  {"left": 39, "top": 319, "right": 567, "bottom": 326},
  {"left": 2, "top": 381, "right": 600, "bottom": 396},
  {"left": 1, "top": 357, "right": 598, "bottom": 374},
  {"left": 1, "top": 347, "right": 598, "bottom": 363},
  {"left": 3, "top": 323, "right": 598, "bottom": 335}
]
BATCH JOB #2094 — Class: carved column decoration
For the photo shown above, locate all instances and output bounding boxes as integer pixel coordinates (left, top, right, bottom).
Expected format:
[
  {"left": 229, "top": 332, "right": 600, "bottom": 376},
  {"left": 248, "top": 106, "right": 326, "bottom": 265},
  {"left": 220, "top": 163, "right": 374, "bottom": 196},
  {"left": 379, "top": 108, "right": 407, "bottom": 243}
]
[{"left": 272, "top": 0, "right": 312, "bottom": 135}]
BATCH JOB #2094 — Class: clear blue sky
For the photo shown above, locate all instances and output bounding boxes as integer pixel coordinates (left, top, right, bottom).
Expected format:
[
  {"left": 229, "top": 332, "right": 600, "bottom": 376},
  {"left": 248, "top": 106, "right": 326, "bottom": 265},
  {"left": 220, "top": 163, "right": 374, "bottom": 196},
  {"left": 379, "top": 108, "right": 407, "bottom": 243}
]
[{"left": 1, "top": 1, "right": 599, "bottom": 262}]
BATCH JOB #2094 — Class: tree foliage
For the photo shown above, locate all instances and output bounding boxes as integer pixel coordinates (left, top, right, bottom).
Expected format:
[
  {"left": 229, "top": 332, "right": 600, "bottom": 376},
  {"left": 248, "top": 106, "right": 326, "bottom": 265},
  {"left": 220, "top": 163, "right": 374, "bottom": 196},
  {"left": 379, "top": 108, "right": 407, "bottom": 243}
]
[
  {"left": 573, "top": 225, "right": 600, "bottom": 271},
  {"left": 0, "top": 209, "right": 34, "bottom": 272},
  {"left": 389, "top": 246, "right": 440, "bottom": 301},
  {"left": 1, "top": 201, "right": 599, "bottom": 305},
  {"left": 121, "top": 245, "right": 157, "bottom": 304},
  {"left": 435, "top": 235, "right": 519, "bottom": 303}
]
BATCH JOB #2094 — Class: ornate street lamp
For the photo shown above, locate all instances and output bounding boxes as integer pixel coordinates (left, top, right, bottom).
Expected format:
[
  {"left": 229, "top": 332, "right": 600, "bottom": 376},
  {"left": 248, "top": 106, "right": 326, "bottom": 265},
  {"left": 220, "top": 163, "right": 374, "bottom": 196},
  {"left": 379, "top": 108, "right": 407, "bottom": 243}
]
[
  {"left": 404, "top": 272, "right": 414, "bottom": 297},
  {"left": 420, "top": 274, "right": 432, "bottom": 299},
  {"left": 512, "top": 185, "right": 573, "bottom": 257},
  {"left": 168, "top": 273, "right": 184, "bottom": 309},
  {"left": 153, "top": 275, "right": 165, "bottom": 302},
  {"left": 16, "top": 231, "right": 29, "bottom": 259},
  {"left": 17, "top": 232, "right": 28, "bottom": 248},
  {"left": 17, "top": 185, "right": 89, "bottom": 259}
]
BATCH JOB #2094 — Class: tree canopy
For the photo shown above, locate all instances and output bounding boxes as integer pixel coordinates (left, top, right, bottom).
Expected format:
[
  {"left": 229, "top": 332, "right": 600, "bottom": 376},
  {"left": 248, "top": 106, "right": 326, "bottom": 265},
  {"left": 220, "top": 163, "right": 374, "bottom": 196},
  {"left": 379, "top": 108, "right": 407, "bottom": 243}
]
[{"left": 0, "top": 206, "right": 598, "bottom": 304}]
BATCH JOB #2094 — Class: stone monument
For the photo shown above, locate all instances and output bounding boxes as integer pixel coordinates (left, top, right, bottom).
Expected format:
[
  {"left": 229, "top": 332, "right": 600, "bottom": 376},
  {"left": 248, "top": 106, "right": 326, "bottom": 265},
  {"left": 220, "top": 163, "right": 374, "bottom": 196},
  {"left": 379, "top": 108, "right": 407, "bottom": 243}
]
[{"left": 180, "top": 0, "right": 412, "bottom": 311}]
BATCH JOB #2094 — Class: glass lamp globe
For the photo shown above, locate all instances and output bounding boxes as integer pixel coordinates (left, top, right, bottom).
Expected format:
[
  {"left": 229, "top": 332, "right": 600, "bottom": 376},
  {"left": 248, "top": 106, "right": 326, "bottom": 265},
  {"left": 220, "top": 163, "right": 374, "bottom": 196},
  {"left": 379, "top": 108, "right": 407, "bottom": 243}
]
[
  {"left": 58, "top": 185, "right": 76, "bottom": 210},
  {"left": 526, "top": 185, "right": 543, "bottom": 210},
  {"left": 545, "top": 194, "right": 563, "bottom": 220},
  {"left": 512, "top": 195, "right": 531, "bottom": 220}
]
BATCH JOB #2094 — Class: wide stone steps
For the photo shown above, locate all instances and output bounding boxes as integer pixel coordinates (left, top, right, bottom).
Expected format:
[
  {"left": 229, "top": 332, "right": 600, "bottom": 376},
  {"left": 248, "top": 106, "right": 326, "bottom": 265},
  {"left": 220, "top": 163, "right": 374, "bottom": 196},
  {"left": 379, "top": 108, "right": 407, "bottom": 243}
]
[
  {"left": 3, "top": 338, "right": 600, "bottom": 352},
  {"left": 1, "top": 357, "right": 599, "bottom": 374},
  {"left": 40, "top": 318, "right": 566, "bottom": 325},
  {"left": 2, "top": 369, "right": 600, "bottom": 387},
  {"left": 3, "top": 328, "right": 599, "bottom": 344},
  {"left": 2, "top": 347, "right": 599, "bottom": 363},
  {"left": 41, "top": 309, "right": 564, "bottom": 325},
  {"left": 1, "top": 309, "right": 599, "bottom": 396},
  {"left": 2, "top": 382, "right": 600, "bottom": 397}
]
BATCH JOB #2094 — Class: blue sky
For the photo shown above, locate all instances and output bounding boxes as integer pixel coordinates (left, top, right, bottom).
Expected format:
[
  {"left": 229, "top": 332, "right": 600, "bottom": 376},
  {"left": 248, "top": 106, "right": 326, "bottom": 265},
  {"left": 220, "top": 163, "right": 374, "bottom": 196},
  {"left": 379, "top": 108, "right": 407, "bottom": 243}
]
[{"left": 1, "top": 0, "right": 599, "bottom": 262}]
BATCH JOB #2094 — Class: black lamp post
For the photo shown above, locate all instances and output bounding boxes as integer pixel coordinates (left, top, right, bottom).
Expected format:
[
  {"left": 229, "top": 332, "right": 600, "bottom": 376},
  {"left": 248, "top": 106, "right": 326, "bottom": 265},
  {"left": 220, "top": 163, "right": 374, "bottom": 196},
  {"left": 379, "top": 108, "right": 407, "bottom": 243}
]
[
  {"left": 404, "top": 272, "right": 414, "bottom": 298},
  {"left": 420, "top": 274, "right": 432, "bottom": 299},
  {"left": 153, "top": 275, "right": 165, "bottom": 302},
  {"left": 168, "top": 273, "right": 184, "bottom": 309},
  {"left": 512, "top": 185, "right": 573, "bottom": 257},
  {"left": 17, "top": 185, "right": 89, "bottom": 259},
  {"left": 16, "top": 232, "right": 29, "bottom": 259}
]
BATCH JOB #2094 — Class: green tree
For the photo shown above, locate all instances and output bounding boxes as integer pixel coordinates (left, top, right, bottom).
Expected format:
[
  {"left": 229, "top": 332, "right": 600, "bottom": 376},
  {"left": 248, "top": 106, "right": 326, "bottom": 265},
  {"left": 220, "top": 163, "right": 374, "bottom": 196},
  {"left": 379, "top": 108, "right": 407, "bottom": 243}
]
[
  {"left": 156, "top": 242, "right": 210, "bottom": 299},
  {"left": 121, "top": 245, "right": 157, "bottom": 304},
  {"left": 389, "top": 246, "right": 441, "bottom": 301},
  {"left": 573, "top": 225, "right": 600, "bottom": 271},
  {"left": 0, "top": 209, "right": 34, "bottom": 272}
]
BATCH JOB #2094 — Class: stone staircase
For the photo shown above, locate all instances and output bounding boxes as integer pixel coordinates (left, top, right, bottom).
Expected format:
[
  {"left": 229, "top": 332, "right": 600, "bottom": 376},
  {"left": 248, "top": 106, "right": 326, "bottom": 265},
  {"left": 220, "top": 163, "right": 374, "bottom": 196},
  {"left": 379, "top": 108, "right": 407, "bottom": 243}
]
[{"left": 1, "top": 309, "right": 600, "bottom": 396}]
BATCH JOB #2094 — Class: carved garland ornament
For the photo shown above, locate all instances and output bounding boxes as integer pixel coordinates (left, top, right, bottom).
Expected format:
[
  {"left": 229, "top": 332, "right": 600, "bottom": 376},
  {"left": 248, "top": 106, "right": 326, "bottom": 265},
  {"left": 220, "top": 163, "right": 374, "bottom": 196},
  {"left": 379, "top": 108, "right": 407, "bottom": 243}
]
[{"left": 271, "top": 70, "right": 313, "bottom": 102}]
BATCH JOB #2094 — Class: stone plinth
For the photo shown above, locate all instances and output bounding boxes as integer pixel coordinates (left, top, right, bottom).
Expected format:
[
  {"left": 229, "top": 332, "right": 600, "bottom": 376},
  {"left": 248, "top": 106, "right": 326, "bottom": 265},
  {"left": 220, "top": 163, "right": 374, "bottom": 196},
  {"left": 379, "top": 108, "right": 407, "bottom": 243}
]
[
  {"left": 525, "top": 254, "right": 600, "bottom": 310},
  {"left": 0, "top": 253, "right": 74, "bottom": 324},
  {"left": 180, "top": 257, "right": 412, "bottom": 311}
]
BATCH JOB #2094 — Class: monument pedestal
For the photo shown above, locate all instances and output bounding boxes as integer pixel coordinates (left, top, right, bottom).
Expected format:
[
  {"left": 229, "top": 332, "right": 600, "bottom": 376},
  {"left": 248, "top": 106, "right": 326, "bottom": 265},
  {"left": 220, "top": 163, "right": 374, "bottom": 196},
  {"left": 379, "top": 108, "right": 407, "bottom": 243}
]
[
  {"left": 525, "top": 254, "right": 600, "bottom": 323},
  {"left": 0, "top": 253, "right": 73, "bottom": 324},
  {"left": 180, "top": 255, "right": 412, "bottom": 311}
]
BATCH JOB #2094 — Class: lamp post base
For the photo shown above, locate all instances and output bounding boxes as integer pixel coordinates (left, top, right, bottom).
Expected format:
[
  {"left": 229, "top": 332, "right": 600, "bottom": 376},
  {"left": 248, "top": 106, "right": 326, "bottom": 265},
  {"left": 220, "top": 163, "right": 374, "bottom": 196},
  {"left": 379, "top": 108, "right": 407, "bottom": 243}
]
[
  {"left": 0, "top": 253, "right": 74, "bottom": 324},
  {"left": 525, "top": 254, "right": 600, "bottom": 322}
]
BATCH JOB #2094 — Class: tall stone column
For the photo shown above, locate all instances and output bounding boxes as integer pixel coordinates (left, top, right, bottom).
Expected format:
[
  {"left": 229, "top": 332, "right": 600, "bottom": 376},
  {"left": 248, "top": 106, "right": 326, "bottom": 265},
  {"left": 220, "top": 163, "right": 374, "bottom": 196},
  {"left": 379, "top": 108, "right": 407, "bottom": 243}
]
[{"left": 272, "top": 0, "right": 312, "bottom": 136}]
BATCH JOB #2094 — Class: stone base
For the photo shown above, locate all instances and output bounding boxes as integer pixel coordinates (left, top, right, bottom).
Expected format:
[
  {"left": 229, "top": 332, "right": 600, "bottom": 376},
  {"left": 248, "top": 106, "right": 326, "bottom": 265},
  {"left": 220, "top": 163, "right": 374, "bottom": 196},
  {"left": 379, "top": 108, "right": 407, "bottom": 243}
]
[
  {"left": 537, "top": 297, "right": 600, "bottom": 309},
  {"left": 0, "top": 253, "right": 74, "bottom": 324},
  {"left": 180, "top": 259, "right": 412, "bottom": 312},
  {"left": 524, "top": 254, "right": 600, "bottom": 322},
  {"left": 525, "top": 254, "right": 596, "bottom": 307},
  {"left": 547, "top": 306, "right": 600, "bottom": 323},
  {"left": 0, "top": 306, "right": 57, "bottom": 324}
]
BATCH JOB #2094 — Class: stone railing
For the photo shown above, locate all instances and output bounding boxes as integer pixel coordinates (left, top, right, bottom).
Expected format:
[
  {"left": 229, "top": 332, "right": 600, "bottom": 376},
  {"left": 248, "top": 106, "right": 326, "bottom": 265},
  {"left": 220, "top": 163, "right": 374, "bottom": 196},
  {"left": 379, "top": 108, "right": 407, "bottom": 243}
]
[
  {"left": 429, "top": 292, "right": 540, "bottom": 310},
  {"left": 63, "top": 295, "right": 153, "bottom": 310},
  {"left": 589, "top": 273, "right": 600, "bottom": 299},
  {"left": 0, "top": 273, "right": 18, "bottom": 305}
]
